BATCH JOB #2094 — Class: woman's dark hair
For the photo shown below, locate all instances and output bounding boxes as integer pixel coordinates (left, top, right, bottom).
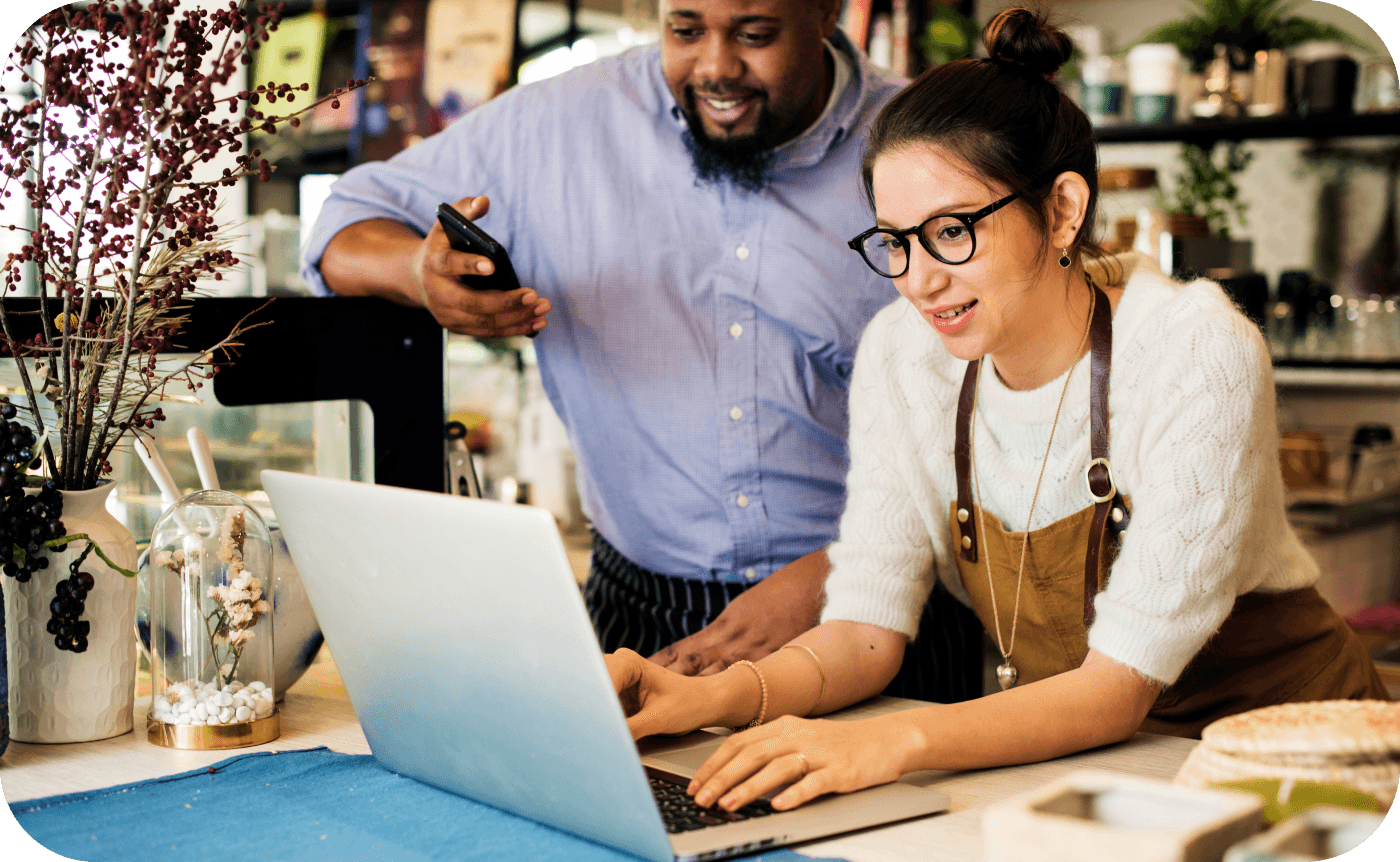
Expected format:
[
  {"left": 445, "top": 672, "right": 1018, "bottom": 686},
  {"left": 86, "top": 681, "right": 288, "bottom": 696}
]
[{"left": 861, "top": 7, "right": 1107, "bottom": 273}]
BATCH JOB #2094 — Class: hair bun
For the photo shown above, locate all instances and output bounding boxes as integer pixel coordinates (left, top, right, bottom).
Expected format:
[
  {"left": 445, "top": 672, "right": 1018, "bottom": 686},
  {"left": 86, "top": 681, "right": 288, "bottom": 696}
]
[{"left": 983, "top": 7, "right": 1072, "bottom": 79}]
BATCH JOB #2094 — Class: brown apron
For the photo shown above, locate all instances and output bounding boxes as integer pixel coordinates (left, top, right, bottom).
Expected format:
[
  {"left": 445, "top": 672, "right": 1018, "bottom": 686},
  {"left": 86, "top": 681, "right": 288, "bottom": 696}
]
[{"left": 947, "top": 284, "right": 1389, "bottom": 739}]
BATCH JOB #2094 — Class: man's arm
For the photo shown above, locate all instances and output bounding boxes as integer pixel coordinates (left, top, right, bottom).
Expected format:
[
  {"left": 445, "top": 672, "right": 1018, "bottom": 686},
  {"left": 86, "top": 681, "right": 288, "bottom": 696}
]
[
  {"left": 319, "top": 195, "right": 550, "bottom": 338},
  {"left": 649, "top": 548, "right": 828, "bottom": 676}
]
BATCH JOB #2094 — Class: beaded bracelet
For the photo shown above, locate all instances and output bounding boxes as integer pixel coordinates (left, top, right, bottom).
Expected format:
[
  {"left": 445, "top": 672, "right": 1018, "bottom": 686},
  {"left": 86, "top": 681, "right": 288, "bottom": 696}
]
[
  {"left": 730, "top": 659, "right": 768, "bottom": 730},
  {"left": 780, "top": 643, "right": 828, "bottom": 714}
]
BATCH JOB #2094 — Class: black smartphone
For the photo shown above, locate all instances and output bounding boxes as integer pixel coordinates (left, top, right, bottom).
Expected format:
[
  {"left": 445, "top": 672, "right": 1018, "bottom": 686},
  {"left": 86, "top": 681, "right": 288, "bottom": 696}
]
[{"left": 436, "top": 202, "right": 521, "bottom": 292}]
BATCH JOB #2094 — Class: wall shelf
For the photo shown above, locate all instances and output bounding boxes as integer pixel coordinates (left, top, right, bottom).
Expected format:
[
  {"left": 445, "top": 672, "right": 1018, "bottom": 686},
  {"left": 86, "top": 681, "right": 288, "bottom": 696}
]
[
  {"left": 1095, "top": 112, "right": 1400, "bottom": 147},
  {"left": 1273, "top": 364, "right": 1400, "bottom": 389}
]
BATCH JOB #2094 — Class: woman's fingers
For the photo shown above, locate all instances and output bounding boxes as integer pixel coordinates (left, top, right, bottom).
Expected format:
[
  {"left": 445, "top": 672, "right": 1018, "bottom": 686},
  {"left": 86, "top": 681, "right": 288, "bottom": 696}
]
[
  {"left": 688, "top": 715, "right": 909, "bottom": 812},
  {"left": 691, "top": 717, "right": 810, "bottom": 807},
  {"left": 605, "top": 649, "right": 646, "bottom": 717},
  {"left": 606, "top": 649, "right": 714, "bottom": 740},
  {"left": 715, "top": 751, "right": 815, "bottom": 812},
  {"left": 770, "top": 768, "right": 828, "bottom": 811}
]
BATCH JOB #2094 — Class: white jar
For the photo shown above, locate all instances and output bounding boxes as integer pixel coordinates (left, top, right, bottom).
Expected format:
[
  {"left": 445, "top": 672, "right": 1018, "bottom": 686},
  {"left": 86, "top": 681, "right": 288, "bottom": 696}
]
[{"left": 1127, "top": 43, "right": 1183, "bottom": 95}]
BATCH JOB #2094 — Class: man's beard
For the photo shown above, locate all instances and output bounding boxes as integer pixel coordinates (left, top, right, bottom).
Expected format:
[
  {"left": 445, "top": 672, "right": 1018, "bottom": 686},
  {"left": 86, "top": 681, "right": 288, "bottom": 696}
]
[{"left": 679, "top": 86, "right": 781, "bottom": 193}]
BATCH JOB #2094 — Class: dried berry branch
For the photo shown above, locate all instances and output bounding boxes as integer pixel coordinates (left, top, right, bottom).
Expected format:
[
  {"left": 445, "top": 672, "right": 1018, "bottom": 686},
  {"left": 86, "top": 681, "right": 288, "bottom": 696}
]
[{"left": 0, "top": 0, "right": 366, "bottom": 490}]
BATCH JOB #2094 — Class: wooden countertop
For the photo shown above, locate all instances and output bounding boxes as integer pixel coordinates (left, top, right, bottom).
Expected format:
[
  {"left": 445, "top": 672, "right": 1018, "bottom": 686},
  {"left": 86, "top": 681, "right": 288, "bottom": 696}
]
[{"left": 1, "top": 657, "right": 1200, "bottom": 862}]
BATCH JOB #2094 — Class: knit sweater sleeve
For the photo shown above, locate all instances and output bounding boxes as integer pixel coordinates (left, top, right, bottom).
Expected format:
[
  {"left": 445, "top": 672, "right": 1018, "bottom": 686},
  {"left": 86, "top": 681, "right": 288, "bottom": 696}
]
[
  {"left": 819, "top": 303, "right": 945, "bottom": 638},
  {"left": 1087, "top": 281, "right": 1284, "bottom": 685}
]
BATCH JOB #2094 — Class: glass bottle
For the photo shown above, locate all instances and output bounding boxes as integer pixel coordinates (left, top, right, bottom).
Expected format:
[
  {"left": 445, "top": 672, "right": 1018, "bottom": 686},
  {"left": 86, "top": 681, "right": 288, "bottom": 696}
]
[{"left": 147, "top": 491, "right": 278, "bottom": 749}]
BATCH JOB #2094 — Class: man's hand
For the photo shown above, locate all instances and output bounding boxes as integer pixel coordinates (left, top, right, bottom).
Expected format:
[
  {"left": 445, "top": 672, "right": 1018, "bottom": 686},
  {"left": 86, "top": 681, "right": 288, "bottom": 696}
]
[
  {"left": 319, "top": 195, "right": 551, "bottom": 338},
  {"left": 650, "top": 549, "right": 828, "bottom": 676},
  {"left": 412, "top": 195, "right": 550, "bottom": 337}
]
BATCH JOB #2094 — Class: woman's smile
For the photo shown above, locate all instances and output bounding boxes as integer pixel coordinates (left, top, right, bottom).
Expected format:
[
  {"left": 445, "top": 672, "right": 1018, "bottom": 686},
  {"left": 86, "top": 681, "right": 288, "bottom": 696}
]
[{"left": 927, "top": 299, "right": 978, "bottom": 333}]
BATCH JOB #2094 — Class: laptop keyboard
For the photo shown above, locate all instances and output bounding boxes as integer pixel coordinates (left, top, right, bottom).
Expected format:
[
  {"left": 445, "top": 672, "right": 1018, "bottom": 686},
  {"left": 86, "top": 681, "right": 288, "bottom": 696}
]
[{"left": 650, "top": 776, "right": 775, "bottom": 834}]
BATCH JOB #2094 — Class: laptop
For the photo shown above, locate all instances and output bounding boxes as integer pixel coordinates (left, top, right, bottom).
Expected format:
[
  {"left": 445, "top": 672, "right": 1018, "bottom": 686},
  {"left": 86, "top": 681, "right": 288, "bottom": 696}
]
[{"left": 261, "top": 470, "right": 950, "bottom": 862}]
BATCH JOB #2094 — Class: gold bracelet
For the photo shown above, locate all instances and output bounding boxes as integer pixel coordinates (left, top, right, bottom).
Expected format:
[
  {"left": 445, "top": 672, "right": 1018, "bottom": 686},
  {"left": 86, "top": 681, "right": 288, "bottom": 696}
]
[
  {"left": 781, "top": 643, "right": 828, "bottom": 714},
  {"left": 730, "top": 660, "right": 768, "bottom": 730}
]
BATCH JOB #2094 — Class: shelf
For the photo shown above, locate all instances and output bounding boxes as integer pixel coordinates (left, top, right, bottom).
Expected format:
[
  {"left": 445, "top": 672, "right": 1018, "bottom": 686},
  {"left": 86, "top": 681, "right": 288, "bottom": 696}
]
[
  {"left": 1095, "top": 112, "right": 1400, "bottom": 146},
  {"left": 1273, "top": 363, "right": 1400, "bottom": 389}
]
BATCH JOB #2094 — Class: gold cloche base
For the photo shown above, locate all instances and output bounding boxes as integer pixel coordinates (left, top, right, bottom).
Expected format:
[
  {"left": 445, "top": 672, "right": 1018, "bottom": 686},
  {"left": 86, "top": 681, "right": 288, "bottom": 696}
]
[{"left": 147, "top": 710, "right": 280, "bottom": 750}]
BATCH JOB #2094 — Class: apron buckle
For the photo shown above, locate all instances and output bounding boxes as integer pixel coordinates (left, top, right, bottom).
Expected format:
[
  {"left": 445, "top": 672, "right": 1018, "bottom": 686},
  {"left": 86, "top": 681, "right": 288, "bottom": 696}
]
[{"left": 1085, "top": 457, "right": 1116, "bottom": 504}]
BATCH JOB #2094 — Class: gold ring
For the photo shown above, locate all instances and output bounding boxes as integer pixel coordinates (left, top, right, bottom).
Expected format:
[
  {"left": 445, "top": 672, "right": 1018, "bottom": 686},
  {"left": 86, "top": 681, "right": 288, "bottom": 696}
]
[{"left": 792, "top": 752, "right": 809, "bottom": 777}]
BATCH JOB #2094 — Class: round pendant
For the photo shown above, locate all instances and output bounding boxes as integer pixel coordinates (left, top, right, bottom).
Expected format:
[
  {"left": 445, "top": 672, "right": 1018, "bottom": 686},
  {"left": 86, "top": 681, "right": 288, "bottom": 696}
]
[{"left": 996, "top": 662, "right": 1019, "bottom": 691}]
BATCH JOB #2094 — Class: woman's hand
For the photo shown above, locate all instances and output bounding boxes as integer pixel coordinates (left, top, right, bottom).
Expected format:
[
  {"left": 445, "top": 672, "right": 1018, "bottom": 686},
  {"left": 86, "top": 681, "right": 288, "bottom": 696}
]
[
  {"left": 687, "top": 713, "right": 922, "bottom": 812},
  {"left": 605, "top": 648, "right": 733, "bottom": 739}
]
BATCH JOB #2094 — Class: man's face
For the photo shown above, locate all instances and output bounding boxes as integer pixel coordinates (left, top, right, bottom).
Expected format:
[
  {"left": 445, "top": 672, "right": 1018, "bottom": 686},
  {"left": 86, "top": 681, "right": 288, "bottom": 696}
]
[{"left": 662, "top": 0, "right": 837, "bottom": 184}]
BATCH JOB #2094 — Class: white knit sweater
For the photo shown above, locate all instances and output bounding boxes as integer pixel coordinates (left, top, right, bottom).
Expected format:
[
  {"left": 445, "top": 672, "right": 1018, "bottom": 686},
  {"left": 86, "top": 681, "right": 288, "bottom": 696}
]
[{"left": 820, "top": 254, "right": 1319, "bottom": 686}]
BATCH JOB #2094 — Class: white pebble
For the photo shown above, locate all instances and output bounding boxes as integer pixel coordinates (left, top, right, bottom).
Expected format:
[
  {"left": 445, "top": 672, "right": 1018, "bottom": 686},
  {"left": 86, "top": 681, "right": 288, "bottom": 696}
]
[
  {"left": 248, "top": 681, "right": 265, "bottom": 693},
  {"left": 175, "top": 714, "right": 191, "bottom": 726},
  {"left": 220, "top": 692, "right": 234, "bottom": 707},
  {"left": 194, "top": 703, "right": 209, "bottom": 720},
  {"left": 220, "top": 707, "right": 234, "bottom": 722},
  {"left": 235, "top": 706, "right": 252, "bottom": 722},
  {"left": 254, "top": 702, "right": 273, "bottom": 719},
  {"left": 228, "top": 682, "right": 244, "bottom": 693},
  {"left": 206, "top": 712, "right": 223, "bottom": 725}
]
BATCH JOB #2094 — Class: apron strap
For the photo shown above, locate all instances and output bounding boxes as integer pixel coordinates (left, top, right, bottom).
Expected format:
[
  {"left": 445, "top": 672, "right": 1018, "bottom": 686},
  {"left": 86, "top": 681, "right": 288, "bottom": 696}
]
[
  {"left": 954, "top": 357, "right": 982, "bottom": 563},
  {"left": 1084, "top": 281, "right": 1131, "bottom": 627},
  {"left": 951, "top": 281, "right": 1132, "bottom": 621}
]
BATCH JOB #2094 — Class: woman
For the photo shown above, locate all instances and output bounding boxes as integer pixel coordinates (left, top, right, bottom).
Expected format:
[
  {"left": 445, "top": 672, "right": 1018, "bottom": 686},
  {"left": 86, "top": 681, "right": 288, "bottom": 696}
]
[{"left": 605, "top": 8, "right": 1389, "bottom": 815}]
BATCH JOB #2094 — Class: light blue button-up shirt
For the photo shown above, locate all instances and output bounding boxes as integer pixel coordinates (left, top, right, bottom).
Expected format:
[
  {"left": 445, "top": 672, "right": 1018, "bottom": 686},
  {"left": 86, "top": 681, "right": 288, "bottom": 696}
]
[{"left": 302, "top": 32, "right": 903, "bottom": 583}]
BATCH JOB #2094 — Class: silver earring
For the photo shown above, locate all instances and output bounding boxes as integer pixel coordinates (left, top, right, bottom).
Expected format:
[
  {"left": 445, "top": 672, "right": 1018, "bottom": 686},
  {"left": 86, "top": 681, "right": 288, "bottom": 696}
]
[{"left": 1059, "top": 248, "right": 1070, "bottom": 268}]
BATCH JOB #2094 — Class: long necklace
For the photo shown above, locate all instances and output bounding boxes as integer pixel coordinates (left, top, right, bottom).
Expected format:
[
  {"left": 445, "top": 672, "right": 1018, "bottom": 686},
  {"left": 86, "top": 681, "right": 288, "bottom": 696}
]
[{"left": 970, "top": 286, "right": 1095, "bottom": 691}]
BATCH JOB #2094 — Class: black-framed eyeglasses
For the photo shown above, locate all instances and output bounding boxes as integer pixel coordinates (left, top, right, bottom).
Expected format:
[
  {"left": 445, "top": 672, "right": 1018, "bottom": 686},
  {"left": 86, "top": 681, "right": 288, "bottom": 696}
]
[{"left": 847, "top": 191, "right": 1022, "bottom": 278}]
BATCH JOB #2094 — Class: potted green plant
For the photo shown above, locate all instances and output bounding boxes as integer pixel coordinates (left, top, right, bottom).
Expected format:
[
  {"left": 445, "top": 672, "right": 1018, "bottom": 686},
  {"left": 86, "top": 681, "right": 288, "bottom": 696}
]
[
  {"left": 1137, "top": 0, "right": 1367, "bottom": 72},
  {"left": 1163, "top": 142, "right": 1254, "bottom": 240},
  {"left": 0, "top": 0, "right": 361, "bottom": 745}
]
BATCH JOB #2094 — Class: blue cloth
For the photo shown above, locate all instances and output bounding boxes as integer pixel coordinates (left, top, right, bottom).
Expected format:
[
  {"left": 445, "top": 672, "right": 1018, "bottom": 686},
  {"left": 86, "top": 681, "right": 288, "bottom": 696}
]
[
  {"left": 302, "top": 33, "right": 903, "bottom": 583},
  {"left": 9, "top": 747, "right": 846, "bottom": 862}
]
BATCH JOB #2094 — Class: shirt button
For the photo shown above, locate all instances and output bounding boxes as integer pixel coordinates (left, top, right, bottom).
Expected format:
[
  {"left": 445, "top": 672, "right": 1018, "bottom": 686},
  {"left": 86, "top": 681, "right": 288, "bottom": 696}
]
[
  {"left": 744, "top": 568, "right": 758, "bottom": 581},
  {"left": 729, "top": 406, "right": 743, "bottom": 421},
  {"left": 736, "top": 494, "right": 750, "bottom": 508},
  {"left": 729, "top": 322, "right": 743, "bottom": 338},
  {"left": 736, "top": 245, "right": 749, "bottom": 260}
]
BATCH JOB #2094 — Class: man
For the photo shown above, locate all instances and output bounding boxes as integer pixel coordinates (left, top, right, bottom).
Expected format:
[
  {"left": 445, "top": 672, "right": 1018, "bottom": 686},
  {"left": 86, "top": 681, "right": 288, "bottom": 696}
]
[{"left": 302, "top": 0, "right": 981, "bottom": 698}]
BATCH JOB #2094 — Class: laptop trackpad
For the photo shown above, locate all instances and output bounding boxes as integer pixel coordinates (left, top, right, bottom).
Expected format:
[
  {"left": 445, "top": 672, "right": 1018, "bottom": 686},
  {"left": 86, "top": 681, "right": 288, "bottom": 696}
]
[{"left": 637, "top": 730, "right": 727, "bottom": 777}]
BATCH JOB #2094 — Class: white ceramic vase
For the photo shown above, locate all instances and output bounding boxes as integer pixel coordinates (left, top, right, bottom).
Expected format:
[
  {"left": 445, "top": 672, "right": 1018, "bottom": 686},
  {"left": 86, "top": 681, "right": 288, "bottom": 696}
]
[{"left": 3, "top": 482, "right": 138, "bottom": 743}]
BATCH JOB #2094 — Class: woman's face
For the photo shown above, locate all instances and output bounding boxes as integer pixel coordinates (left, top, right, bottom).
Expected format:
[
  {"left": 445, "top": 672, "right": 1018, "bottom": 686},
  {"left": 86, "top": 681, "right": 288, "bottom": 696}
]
[{"left": 870, "top": 144, "right": 1051, "bottom": 363}]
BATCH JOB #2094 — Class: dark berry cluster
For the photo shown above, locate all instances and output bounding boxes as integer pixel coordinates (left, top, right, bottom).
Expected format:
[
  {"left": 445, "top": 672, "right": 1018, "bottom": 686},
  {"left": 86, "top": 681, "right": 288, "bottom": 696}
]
[
  {"left": 0, "top": 399, "right": 83, "bottom": 652},
  {"left": 47, "top": 547, "right": 94, "bottom": 653},
  {"left": 0, "top": 402, "right": 65, "bottom": 585}
]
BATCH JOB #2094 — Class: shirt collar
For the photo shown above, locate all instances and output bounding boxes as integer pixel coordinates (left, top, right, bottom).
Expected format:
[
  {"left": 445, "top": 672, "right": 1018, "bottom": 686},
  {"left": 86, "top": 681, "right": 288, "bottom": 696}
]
[{"left": 661, "top": 28, "right": 877, "bottom": 172}]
